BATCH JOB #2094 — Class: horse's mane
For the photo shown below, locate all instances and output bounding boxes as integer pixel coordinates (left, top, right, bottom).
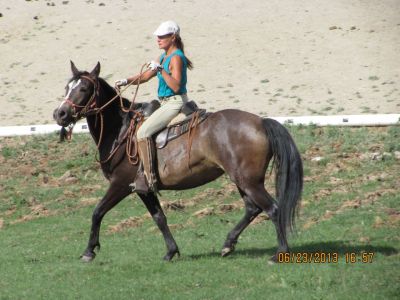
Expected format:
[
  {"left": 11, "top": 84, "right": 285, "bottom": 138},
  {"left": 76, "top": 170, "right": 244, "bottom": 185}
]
[
  {"left": 69, "top": 71, "right": 131, "bottom": 109},
  {"left": 98, "top": 77, "right": 132, "bottom": 110}
]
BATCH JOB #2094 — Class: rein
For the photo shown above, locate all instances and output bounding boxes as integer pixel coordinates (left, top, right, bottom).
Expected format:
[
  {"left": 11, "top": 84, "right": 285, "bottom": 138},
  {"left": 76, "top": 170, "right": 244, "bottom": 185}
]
[
  {"left": 68, "top": 62, "right": 148, "bottom": 119},
  {"left": 65, "top": 63, "right": 148, "bottom": 164},
  {"left": 187, "top": 111, "right": 201, "bottom": 170}
]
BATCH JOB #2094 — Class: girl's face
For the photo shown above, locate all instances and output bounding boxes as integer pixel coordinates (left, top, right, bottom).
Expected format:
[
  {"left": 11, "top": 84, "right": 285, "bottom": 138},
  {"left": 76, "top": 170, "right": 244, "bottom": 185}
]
[{"left": 157, "top": 34, "right": 175, "bottom": 50}]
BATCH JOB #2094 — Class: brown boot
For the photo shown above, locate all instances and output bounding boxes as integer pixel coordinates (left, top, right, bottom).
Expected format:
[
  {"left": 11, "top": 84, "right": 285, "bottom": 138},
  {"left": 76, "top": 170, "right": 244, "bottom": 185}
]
[
  {"left": 137, "top": 138, "right": 158, "bottom": 193},
  {"left": 130, "top": 161, "right": 149, "bottom": 194}
]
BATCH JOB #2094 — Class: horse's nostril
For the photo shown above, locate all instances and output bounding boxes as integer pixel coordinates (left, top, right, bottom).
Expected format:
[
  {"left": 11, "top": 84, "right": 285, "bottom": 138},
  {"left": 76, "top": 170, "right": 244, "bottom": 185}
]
[{"left": 58, "top": 109, "right": 67, "bottom": 119}]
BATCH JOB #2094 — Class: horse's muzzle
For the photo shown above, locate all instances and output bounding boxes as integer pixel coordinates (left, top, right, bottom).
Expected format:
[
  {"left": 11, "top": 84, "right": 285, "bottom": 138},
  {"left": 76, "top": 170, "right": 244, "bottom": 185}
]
[{"left": 53, "top": 105, "right": 73, "bottom": 127}]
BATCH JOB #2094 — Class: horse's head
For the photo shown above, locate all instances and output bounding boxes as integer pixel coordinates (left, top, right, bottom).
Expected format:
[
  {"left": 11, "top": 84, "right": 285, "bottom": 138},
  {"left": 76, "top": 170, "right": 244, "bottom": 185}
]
[{"left": 54, "top": 61, "right": 101, "bottom": 127}]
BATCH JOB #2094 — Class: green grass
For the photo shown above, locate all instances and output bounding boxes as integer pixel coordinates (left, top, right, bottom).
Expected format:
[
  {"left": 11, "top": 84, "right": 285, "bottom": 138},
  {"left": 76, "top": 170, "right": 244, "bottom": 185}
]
[{"left": 0, "top": 126, "right": 399, "bottom": 299}]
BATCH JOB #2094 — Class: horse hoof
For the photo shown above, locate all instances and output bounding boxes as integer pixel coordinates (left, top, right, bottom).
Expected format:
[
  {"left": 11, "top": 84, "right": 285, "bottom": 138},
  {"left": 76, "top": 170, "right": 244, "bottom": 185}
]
[
  {"left": 221, "top": 247, "right": 234, "bottom": 257},
  {"left": 163, "top": 250, "right": 180, "bottom": 261},
  {"left": 80, "top": 254, "right": 95, "bottom": 263},
  {"left": 269, "top": 254, "right": 278, "bottom": 264},
  {"left": 268, "top": 260, "right": 276, "bottom": 265}
]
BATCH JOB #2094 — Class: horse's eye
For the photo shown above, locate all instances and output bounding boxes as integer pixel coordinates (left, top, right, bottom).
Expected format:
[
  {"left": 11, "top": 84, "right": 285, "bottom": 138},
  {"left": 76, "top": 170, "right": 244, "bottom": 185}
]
[{"left": 80, "top": 87, "right": 87, "bottom": 92}]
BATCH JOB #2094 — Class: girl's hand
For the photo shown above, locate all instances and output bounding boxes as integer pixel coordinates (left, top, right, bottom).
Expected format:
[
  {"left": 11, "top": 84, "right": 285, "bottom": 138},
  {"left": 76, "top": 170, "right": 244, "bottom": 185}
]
[
  {"left": 115, "top": 79, "right": 128, "bottom": 87},
  {"left": 148, "top": 61, "right": 163, "bottom": 72}
]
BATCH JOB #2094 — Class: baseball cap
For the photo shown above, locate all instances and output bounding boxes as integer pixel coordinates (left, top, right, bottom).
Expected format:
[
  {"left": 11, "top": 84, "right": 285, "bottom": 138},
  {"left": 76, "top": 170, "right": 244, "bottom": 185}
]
[{"left": 153, "top": 20, "right": 180, "bottom": 36}]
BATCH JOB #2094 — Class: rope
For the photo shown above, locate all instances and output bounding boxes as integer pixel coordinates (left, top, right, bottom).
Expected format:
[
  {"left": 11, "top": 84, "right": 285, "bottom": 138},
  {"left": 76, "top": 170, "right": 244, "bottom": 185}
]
[
  {"left": 187, "top": 111, "right": 200, "bottom": 170},
  {"left": 116, "top": 62, "right": 149, "bottom": 113},
  {"left": 79, "top": 63, "right": 148, "bottom": 164},
  {"left": 72, "top": 62, "right": 148, "bottom": 119},
  {"left": 126, "top": 113, "right": 144, "bottom": 165}
]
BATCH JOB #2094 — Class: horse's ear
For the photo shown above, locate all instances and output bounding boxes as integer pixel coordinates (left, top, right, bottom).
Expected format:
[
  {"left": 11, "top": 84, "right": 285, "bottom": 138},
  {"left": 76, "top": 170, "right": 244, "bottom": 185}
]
[
  {"left": 70, "top": 60, "right": 79, "bottom": 76},
  {"left": 90, "top": 62, "right": 101, "bottom": 78}
]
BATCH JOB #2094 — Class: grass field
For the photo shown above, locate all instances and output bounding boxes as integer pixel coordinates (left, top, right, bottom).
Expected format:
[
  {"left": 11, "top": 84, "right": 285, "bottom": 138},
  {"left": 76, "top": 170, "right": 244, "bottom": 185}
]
[{"left": 0, "top": 125, "right": 399, "bottom": 299}]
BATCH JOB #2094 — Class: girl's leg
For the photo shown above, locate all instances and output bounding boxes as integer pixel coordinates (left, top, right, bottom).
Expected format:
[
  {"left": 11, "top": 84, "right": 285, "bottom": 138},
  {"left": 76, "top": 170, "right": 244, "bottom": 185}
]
[
  {"left": 134, "top": 98, "right": 183, "bottom": 193},
  {"left": 137, "top": 97, "right": 183, "bottom": 139}
]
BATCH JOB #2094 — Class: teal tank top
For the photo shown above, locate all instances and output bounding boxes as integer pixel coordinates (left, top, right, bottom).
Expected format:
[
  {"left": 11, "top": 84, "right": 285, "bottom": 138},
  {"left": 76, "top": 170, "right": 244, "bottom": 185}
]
[{"left": 157, "top": 49, "right": 188, "bottom": 98}]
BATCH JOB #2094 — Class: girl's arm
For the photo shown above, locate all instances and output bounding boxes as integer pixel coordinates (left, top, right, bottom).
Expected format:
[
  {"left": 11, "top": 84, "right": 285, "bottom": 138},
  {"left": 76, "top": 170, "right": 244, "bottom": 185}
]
[
  {"left": 124, "top": 56, "right": 161, "bottom": 85},
  {"left": 127, "top": 68, "right": 156, "bottom": 85}
]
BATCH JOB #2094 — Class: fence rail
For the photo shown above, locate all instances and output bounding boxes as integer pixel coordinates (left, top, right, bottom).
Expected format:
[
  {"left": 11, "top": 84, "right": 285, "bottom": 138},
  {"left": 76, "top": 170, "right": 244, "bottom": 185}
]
[{"left": 0, "top": 114, "right": 399, "bottom": 137}]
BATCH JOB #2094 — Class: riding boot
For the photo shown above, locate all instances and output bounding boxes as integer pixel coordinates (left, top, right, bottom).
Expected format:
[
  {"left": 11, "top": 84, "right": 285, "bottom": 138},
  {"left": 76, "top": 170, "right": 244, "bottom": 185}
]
[
  {"left": 136, "top": 138, "right": 158, "bottom": 193},
  {"left": 130, "top": 161, "right": 149, "bottom": 194}
]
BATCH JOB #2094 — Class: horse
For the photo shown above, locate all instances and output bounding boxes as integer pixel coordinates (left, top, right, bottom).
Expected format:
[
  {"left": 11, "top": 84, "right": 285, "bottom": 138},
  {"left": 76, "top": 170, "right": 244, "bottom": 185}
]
[{"left": 53, "top": 61, "right": 303, "bottom": 263}]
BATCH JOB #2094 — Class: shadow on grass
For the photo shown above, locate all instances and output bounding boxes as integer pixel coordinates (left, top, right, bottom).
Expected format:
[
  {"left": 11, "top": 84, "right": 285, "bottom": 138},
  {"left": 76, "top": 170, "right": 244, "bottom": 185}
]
[{"left": 185, "top": 241, "right": 398, "bottom": 260}]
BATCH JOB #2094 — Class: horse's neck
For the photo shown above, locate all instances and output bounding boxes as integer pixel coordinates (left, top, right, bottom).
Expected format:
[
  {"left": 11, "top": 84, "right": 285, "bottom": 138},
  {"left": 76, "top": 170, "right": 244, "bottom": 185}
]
[{"left": 87, "top": 81, "right": 124, "bottom": 148}]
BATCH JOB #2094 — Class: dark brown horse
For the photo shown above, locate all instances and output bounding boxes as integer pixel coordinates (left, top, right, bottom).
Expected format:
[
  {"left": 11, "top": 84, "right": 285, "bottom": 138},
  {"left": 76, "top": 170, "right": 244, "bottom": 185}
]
[{"left": 53, "top": 61, "right": 303, "bottom": 262}]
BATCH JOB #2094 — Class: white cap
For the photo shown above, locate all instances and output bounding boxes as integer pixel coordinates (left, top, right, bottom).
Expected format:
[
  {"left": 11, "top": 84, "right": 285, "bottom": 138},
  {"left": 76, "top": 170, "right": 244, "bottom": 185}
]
[{"left": 153, "top": 20, "right": 180, "bottom": 36}]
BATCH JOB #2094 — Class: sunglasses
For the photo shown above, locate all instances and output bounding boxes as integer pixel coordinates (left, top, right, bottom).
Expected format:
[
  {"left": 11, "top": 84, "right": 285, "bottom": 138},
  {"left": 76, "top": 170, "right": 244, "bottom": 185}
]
[{"left": 157, "top": 33, "right": 174, "bottom": 39}]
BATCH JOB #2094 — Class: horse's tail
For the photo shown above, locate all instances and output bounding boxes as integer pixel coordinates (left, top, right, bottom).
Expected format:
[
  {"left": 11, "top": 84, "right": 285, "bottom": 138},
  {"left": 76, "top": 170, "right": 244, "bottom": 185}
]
[{"left": 263, "top": 118, "right": 303, "bottom": 242}]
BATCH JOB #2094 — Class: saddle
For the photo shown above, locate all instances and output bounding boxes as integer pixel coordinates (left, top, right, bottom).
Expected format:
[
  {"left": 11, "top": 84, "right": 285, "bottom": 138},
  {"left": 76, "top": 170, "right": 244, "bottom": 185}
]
[
  {"left": 152, "top": 101, "right": 210, "bottom": 149},
  {"left": 114, "top": 100, "right": 210, "bottom": 166}
]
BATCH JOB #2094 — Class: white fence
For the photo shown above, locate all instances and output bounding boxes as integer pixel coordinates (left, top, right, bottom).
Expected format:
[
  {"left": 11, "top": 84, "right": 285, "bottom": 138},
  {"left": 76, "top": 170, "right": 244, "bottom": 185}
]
[
  {"left": 0, "top": 114, "right": 399, "bottom": 137},
  {"left": 271, "top": 114, "right": 400, "bottom": 127}
]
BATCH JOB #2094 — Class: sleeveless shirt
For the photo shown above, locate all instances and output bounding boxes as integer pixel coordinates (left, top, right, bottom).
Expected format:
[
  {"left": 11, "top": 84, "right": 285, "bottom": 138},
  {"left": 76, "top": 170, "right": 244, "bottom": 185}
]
[{"left": 157, "top": 49, "right": 188, "bottom": 98}]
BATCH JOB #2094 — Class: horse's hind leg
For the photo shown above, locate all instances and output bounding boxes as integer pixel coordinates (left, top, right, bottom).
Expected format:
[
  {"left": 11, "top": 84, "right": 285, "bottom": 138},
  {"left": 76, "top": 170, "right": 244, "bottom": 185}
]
[
  {"left": 243, "top": 184, "right": 289, "bottom": 260},
  {"left": 138, "top": 193, "right": 180, "bottom": 261},
  {"left": 221, "top": 188, "right": 262, "bottom": 257},
  {"left": 81, "top": 184, "right": 131, "bottom": 262}
]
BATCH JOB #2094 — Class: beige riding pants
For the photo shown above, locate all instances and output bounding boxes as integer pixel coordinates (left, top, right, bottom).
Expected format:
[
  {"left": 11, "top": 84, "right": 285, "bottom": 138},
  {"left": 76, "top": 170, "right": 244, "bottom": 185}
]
[{"left": 136, "top": 95, "right": 187, "bottom": 139}]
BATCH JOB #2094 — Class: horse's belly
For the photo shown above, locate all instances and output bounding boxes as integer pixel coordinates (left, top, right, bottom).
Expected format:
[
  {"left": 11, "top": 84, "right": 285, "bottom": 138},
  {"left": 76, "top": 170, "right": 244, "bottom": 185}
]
[{"left": 157, "top": 155, "right": 224, "bottom": 190}]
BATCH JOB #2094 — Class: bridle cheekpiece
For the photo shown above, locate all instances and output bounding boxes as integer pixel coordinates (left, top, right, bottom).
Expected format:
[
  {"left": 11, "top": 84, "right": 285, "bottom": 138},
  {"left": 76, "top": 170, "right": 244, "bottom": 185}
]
[{"left": 65, "top": 75, "right": 99, "bottom": 120}]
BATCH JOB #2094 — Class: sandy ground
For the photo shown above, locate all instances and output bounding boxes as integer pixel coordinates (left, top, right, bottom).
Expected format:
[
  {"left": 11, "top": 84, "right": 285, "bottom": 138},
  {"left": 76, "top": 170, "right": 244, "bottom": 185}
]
[{"left": 0, "top": 0, "right": 399, "bottom": 126}]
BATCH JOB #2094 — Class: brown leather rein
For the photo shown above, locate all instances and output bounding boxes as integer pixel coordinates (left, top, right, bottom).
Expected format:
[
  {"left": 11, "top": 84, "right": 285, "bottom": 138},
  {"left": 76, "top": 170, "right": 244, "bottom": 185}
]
[
  {"left": 63, "top": 63, "right": 201, "bottom": 168},
  {"left": 64, "top": 63, "right": 148, "bottom": 164}
]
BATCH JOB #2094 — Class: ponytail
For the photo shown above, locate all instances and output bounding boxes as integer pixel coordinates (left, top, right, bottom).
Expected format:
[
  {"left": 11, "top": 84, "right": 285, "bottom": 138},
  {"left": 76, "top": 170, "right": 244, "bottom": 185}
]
[{"left": 175, "top": 35, "right": 193, "bottom": 70}]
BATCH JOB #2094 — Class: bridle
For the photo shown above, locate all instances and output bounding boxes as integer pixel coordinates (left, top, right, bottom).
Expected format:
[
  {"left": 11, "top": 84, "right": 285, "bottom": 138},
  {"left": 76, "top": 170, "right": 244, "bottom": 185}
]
[
  {"left": 61, "top": 64, "right": 149, "bottom": 164},
  {"left": 64, "top": 75, "right": 100, "bottom": 119}
]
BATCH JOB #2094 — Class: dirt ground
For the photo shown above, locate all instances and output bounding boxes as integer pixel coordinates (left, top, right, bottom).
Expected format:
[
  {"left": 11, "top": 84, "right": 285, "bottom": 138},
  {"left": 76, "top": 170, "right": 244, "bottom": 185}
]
[{"left": 1, "top": 0, "right": 399, "bottom": 126}]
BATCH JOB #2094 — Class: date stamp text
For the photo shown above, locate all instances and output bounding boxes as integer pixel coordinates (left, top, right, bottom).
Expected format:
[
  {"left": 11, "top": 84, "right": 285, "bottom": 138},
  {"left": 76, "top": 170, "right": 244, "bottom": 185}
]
[{"left": 277, "top": 252, "right": 375, "bottom": 263}]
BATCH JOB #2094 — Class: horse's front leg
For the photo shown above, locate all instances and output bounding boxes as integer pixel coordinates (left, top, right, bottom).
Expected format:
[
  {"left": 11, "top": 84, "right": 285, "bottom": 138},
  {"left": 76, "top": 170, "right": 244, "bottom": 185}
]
[
  {"left": 81, "top": 183, "right": 131, "bottom": 262},
  {"left": 138, "top": 193, "right": 180, "bottom": 261}
]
